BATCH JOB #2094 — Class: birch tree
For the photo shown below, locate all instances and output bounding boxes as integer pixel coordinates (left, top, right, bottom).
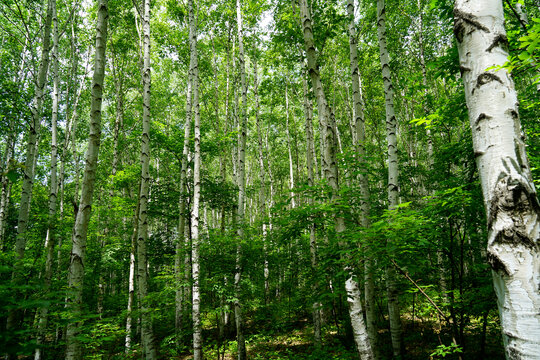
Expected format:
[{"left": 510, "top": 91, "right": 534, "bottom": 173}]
[
  {"left": 235, "top": 0, "right": 248, "bottom": 358},
  {"left": 65, "top": 1, "right": 109, "bottom": 358},
  {"left": 188, "top": 0, "right": 202, "bottom": 357},
  {"left": 454, "top": 1, "right": 540, "bottom": 357},
  {"left": 136, "top": 0, "right": 157, "bottom": 356},
  {"left": 376, "top": 0, "right": 403, "bottom": 356},
  {"left": 299, "top": 0, "right": 373, "bottom": 358}
]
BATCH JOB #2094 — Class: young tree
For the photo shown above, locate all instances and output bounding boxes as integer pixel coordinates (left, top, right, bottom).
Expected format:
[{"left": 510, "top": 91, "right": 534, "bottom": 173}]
[{"left": 454, "top": 0, "right": 540, "bottom": 357}]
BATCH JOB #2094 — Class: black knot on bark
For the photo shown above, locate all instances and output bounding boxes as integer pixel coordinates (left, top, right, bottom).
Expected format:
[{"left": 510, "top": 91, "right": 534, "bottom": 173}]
[{"left": 476, "top": 72, "right": 503, "bottom": 89}]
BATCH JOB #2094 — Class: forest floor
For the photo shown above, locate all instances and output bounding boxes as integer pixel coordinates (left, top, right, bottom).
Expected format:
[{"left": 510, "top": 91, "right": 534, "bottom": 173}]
[{"left": 172, "top": 316, "right": 505, "bottom": 360}]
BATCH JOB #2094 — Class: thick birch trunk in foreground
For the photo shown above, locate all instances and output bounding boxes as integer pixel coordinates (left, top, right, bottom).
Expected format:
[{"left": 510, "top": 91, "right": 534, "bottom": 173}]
[
  {"left": 188, "top": 0, "right": 202, "bottom": 357},
  {"left": 65, "top": 1, "right": 108, "bottom": 358},
  {"left": 454, "top": 1, "right": 540, "bottom": 357},
  {"left": 35, "top": 1, "right": 60, "bottom": 357},
  {"left": 136, "top": 0, "right": 157, "bottom": 357},
  {"left": 235, "top": 0, "right": 248, "bottom": 358},
  {"left": 299, "top": 0, "right": 373, "bottom": 358},
  {"left": 376, "top": 0, "right": 403, "bottom": 357}
]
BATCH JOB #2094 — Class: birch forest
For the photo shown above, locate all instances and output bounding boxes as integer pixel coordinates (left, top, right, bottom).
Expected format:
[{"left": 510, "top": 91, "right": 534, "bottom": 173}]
[{"left": 1, "top": 0, "right": 540, "bottom": 359}]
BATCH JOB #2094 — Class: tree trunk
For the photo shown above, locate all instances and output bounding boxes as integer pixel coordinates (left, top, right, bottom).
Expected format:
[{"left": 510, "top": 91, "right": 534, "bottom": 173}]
[
  {"left": 136, "top": 0, "right": 157, "bottom": 357},
  {"left": 376, "top": 1, "right": 403, "bottom": 357},
  {"left": 303, "top": 74, "right": 322, "bottom": 347},
  {"left": 188, "top": 0, "right": 202, "bottom": 358},
  {"left": 35, "top": 1, "right": 59, "bottom": 356},
  {"left": 235, "top": 1, "right": 248, "bottom": 359},
  {"left": 65, "top": 1, "right": 108, "bottom": 358},
  {"left": 285, "top": 82, "right": 296, "bottom": 208},
  {"left": 346, "top": 1, "right": 379, "bottom": 356},
  {"left": 299, "top": 0, "right": 373, "bottom": 358},
  {"left": 454, "top": 1, "right": 540, "bottom": 357}
]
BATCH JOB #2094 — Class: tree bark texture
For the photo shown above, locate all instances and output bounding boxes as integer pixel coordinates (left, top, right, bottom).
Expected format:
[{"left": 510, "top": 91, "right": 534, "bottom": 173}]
[
  {"left": 188, "top": 0, "right": 202, "bottom": 358},
  {"left": 136, "top": 0, "right": 157, "bottom": 357},
  {"left": 65, "top": 1, "right": 108, "bottom": 358},
  {"left": 454, "top": 1, "right": 540, "bottom": 358},
  {"left": 234, "top": 0, "right": 248, "bottom": 359},
  {"left": 35, "top": 1, "right": 60, "bottom": 356},
  {"left": 376, "top": 1, "right": 403, "bottom": 357}
]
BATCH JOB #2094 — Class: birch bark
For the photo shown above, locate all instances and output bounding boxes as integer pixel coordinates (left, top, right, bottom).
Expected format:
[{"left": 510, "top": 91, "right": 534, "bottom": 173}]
[
  {"left": 234, "top": 1, "right": 248, "bottom": 359},
  {"left": 299, "top": 0, "right": 373, "bottom": 358},
  {"left": 376, "top": 1, "right": 403, "bottom": 356},
  {"left": 35, "top": 1, "right": 59, "bottom": 356},
  {"left": 136, "top": 0, "right": 157, "bottom": 356},
  {"left": 302, "top": 74, "right": 322, "bottom": 347},
  {"left": 346, "top": 1, "right": 378, "bottom": 356},
  {"left": 65, "top": 1, "right": 108, "bottom": 358},
  {"left": 188, "top": 0, "right": 202, "bottom": 357},
  {"left": 454, "top": 1, "right": 540, "bottom": 357}
]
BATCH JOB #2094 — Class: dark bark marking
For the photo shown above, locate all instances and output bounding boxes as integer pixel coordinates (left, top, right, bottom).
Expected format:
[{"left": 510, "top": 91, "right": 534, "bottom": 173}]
[
  {"left": 476, "top": 72, "right": 503, "bottom": 89},
  {"left": 475, "top": 113, "right": 492, "bottom": 125},
  {"left": 454, "top": 9, "right": 490, "bottom": 43},
  {"left": 488, "top": 252, "right": 510, "bottom": 276},
  {"left": 486, "top": 34, "right": 508, "bottom": 52},
  {"left": 460, "top": 66, "right": 471, "bottom": 76}
]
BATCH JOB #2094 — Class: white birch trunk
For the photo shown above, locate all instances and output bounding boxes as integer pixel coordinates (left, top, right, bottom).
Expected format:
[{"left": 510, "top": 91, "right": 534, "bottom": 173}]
[
  {"left": 65, "top": 1, "right": 108, "bottom": 358},
  {"left": 285, "top": 83, "right": 296, "bottom": 208},
  {"left": 299, "top": 0, "right": 373, "bottom": 358},
  {"left": 303, "top": 74, "right": 322, "bottom": 347},
  {"left": 175, "top": 25, "right": 194, "bottom": 337},
  {"left": 136, "top": 0, "right": 157, "bottom": 357},
  {"left": 35, "top": 1, "right": 59, "bottom": 356},
  {"left": 454, "top": 1, "right": 540, "bottom": 357},
  {"left": 188, "top": 0, "right": 202, "bottom": 357},
  {"left": 376, "top": 1, "right": 403, "bottom": 356},
  {"left": 346, "top": 1, "right": 378, "bottom": 356}
]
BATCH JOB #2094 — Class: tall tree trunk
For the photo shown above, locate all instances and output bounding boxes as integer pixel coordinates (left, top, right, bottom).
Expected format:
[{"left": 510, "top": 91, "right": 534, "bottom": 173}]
[
  {"left": 254, "top": 59, "right": 269, "bottom": 304},
  {"left": 65, "top": 1, "right": 108, "bottom": 358},
  {"left": 376, "top": 1, "right": 403, "bottom": 357},
  {"left": 285, "top": 82, "right": 296, "bottom": 208},
  {"left": 188, "top": 0, "right": 202, "bottom": 358},
  {"left": 125, "top": 193, "right": 139, "bottom": 353},
  {"left": 35, "top": 1, "right": 60, "bottom": 356},
  {"left": 346, "top": 1, "right": 378, "bottom": 357},
  {"left": 454, "top": 1, "right": 540, "bottom": 357},
  {"left": 299, "top": 0, "right": 373, "bottom": 358},
  {"left": 302, "top": 74, "right": 322, "bottom": 347},
  {"left": 136, "top": 0, "right": 157, "bottom": 357},
  {"left": 176, "top": 0, "right": 196, "bottom": 338},
  {"left": 235, "top": 0, "right": 248, "bottom": 358}
]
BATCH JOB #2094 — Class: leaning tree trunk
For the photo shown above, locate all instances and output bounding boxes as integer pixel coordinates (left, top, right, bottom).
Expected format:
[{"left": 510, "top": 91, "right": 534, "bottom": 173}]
[
  {"left": 65, "top": 1, "right": 108, "bottom": 358},
  {"left": 346, "top": 0, "right": 378, "bottom": 356},
  {"left": 454, "top": 1, "right": 540, "bottom": 357},
  {"left": 136, "top": 0, "right": 157, "bottom": 357},
  {"left": 376, "top": 0, "right": 403, "bottom": 357},
  {"left": 35, "top": 1, "right": 60, "bottom": 357},
  {"left": 234, "top": 0, "right": 248, "bottom": 359},
  {"left": 299, "top": 0, "right": 373, "bottom": 358},
  {"left": 188, "top": 0, "right": 202, "bottom": 358}
]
